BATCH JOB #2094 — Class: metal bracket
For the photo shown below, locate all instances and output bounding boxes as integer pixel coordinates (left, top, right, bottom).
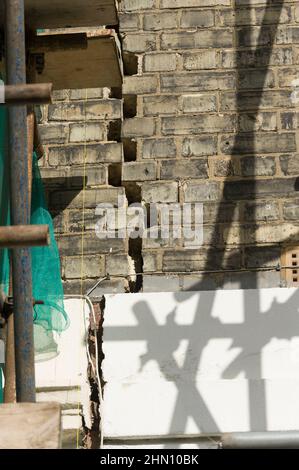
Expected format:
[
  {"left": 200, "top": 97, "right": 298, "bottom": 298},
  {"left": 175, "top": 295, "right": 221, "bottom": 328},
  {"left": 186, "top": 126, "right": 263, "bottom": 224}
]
[{"left": 0, "top": 294, "right": 44, "bottom": 328}]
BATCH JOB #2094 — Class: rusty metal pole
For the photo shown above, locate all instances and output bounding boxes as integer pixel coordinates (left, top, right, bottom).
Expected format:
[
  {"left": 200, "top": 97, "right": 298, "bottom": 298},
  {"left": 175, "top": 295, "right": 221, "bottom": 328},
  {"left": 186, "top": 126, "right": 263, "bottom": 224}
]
[{"left": 5, "top": 0, "right": 36, "bottom": 402}]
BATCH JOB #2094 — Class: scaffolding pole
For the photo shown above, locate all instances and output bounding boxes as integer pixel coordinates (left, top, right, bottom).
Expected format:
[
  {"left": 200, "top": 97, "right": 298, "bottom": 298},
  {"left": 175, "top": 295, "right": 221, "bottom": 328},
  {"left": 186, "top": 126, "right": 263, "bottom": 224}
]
[{"left": 5, "top": 0, "right": 36, "bottom": 402}]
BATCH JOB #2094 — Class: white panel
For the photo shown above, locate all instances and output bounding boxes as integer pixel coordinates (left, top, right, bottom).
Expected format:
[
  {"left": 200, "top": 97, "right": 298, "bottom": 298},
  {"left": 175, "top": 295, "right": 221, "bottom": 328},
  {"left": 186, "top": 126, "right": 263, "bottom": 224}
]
[
  {"left": 103, "top": 288, "right": 299, "bottom": 438},
  {"left": 35, "top": 299, "right": 89, "bottom": 389}
]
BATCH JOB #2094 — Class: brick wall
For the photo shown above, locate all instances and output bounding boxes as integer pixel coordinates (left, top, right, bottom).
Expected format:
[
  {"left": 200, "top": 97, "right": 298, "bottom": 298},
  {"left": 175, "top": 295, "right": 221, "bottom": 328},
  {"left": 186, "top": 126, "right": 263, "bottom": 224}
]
[{"left": 40, "top": 0, "right": 299, "bottom": 295}]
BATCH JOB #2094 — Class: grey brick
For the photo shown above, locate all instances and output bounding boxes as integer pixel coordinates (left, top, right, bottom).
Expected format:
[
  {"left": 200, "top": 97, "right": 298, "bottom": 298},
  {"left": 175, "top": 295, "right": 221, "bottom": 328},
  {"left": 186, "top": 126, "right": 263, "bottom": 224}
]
[
  {"left": 143, "top": 95, "right": 179, "bottom": 116},
  {"left": 38, "top": 124, "right": 68, "bottom": 144},
  {"left": 64, "top": 255, "right": 105, "bottom": 279},
  {"left": 220, "top": 90, "right": 293, "bottom": 112},
  {"left": 142, "top": 138, "right": 177, "bottom": 159},
  {"left": 240, "top": 156, "right": 276, "bottom": 177},
  {"left": 243, "top": 202, "right": 280, "bottom": 222},
  {"left": 223, "top": 178, "right": 299, "bottom": 200},
  {"left": 160, "top": 160, "right": 208, "bottom": 180},
  {"left": 244, "top": 246, "right": 280, "bottom": 269},
  {"left": 180, "top": 10, "right": 214, "bottom": 28},
  {"left": 220, "top": 133, "right": 296, "bottom": 155},
  {"left": 142, "top": 182, "right": 178, "bottom": 203},
  {"left": 122, "top": 118, "right": 156, "bottom": 138},
  {"left": 162, "top": 114, "right": 236, "bottom": 135},
  {"left": 161, "top": 71, "right": 235, "bottom": 92},
  {"left": 69, "top": 122, "right": 107, "bottom": 142},
  {"left": 162, "top": 248, "right": 240, "bottom": 273},
  {"left": 122, "top": 33, "right": 157, "bottom": 53},
  {"left": 122, "top": 0, "right": 155, "bottom": 11},
  {"left": 183, "top": 51, "right": 217, "bottom": 70},
  {"left": 143, "top": 11, "right": 177, "bottom": 30},
  {"left": 161, "top": 30, "right": 233, "bottom": 50},
  {"left": 122, "top": 162, "right": 157, "bottom": 181},
  {"left": 283, "top": 200, "right": 299, "bottom": 220},
  {"left": 161, "top": 0, "right": 230, "bottom": 7},
  {"left": 48, "top": 143, "right": 123, "bottom": 166},
  {"left": 280, "top": 154, "right": 299, "bottom": 176},
  {"left": 181, "top": 94, "right": 217, "bottom": 113},
  {"left": 184, "top": 181, "right": 221, "bottom": 202},
  {"left": 123, "top": 75, "right": 158, "bottom": 95},
  {"left": 144, "top": 53, "right": 177, "bottom": 72},
  {"left": 182, "top": 136, "right": 217, "bottom": 157}
]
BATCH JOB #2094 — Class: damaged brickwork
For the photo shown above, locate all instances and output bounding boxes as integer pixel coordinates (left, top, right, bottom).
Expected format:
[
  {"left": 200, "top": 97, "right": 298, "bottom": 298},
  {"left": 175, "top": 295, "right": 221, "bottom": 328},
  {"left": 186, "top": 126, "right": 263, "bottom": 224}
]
[
  {"left": 40, "top": 0, "right": 299, "bottom": 297},
  {"left": 36, "top": 0, "right": 299, "bottom": 446}
]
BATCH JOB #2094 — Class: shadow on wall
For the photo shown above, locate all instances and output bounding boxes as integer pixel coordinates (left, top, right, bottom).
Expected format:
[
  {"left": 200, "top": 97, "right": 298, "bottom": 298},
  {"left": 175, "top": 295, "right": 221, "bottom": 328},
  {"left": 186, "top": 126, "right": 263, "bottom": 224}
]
[
  {"left": 161, "top": 0, "right": 283, "bottom": 444},
  {"left": 103, "top": 1, "right": 299, "bottom": 448}
]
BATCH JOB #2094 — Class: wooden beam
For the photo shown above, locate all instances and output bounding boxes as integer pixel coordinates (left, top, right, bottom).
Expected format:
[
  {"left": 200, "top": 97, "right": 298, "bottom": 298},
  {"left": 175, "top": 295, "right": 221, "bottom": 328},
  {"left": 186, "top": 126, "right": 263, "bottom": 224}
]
[
  {"left": 30, "top": 30, "right": 123, "bottom": 89},
  {"left": 0, "top": 0, "right": 119, "bottom": 30},
  {"left": 0, "top": 402, "right": 61, "bottom": 449}
]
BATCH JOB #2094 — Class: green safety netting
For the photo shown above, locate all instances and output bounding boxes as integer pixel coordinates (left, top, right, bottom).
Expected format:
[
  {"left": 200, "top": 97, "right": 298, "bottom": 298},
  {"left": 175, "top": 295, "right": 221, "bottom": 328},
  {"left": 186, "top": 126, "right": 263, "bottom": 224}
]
[{"left": 0, "top": 95, "right": 69, "bottom": 401}]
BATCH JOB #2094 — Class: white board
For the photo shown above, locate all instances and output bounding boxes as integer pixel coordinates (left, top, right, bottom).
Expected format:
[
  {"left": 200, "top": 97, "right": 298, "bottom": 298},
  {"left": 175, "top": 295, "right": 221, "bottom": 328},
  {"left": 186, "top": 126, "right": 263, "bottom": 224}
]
[{"left": 103, "top": 288, "right": 299, "bottom": 438}]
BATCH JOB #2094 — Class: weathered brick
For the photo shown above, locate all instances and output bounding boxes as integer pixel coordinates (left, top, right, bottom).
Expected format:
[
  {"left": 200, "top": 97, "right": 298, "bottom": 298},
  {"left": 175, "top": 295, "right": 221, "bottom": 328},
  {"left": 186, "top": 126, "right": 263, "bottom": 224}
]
[
  {"left": 184, "top": 181, "right": 221, "bottom": 202},
  {"left": 213, "top": 159, "right": 236, "bottom": 177},
  {"left": 220, "top": 133, "right": 296, "bottom": 155},
  {"left": 161, "top": 0, "right": 230, "bottom": 9},
  {"left": 218, "top": 6, "right": 292, "bottom": 27},
  {"left": 162, "top": 114, "right": 236, "bottom": 135},
  {"left": 143, "top": 252, "right": 159, "bottom": 272},
  {"left": 223, "top": 178, "right": 299, "bottom": 200},
  {"left": 119, "top": 13, "right": 140, "bottom": 31},
  {"left": 69, "top": 88, "right": 104, "bottom": 100},
  {"left": 122, "top": 162, "right": 157, "bottom": 181},
  {"left": 161, "top": 71, "right": 235, "bottom": 92},
  {"left": 122, "top": 0, "right": 155, "bottom": 11},
  {"left": 161, "top": 30, "right": 233, "bottom": 50},
  {"left": 220, "top": 47, "right": 293, "bottom": 69},
  {"left": 143, "top": 11, "right": 177, "bottom": 30},
  {"left": 123, "top": 75, "right": 158, "bottom": 95},
  {"left": 240, "top": 156, "right": 276, "bottom": 177},
  {"left": 68, "top": 166, "right": 107, "bottom": 187},
  {"left": 106, "top": 255, "right": 132, "bottom": 276},
  {"left": 243, "top": 202, "right": 280, "bottom": 222},
  {"left": 280, "top": 154, "right": 299, "bottom": 176},
  {"left": 283, "top": 200, "right": 299, "bottom": 220},
  {"left": 142, "top": 138, "right": 177, "bottom": 159},
  {"left": 181, "top": 94, "right": 217, "bottom": 113},
  {"left": 238, "top": 112, "right": 277, "bottom": 132},
  {"left": 144, "top": 53, "right": 178, "bottom": 72},
  {"left": 50, "top": 187, "right": 125, "bottom": 209},
  {"left": 180, "top": 10, "right": 214, "bottom": 28},
  {"left": 64, "top": 255, "right": 105, "bottom": 279},
  {"left": 48, "top": 143, "right": 123, "bottom": 166},
  {"left": 122, "top": 33, "right": 157, "bottom": 53},
  {"left": 280, "top": 112, "right": 298, "bottom": 130},
  {"left": 142, "top": 182, "right": 178, "bottom": 203},
  {"left": 237, "top": 26, "right": 273, "bottom": 47},
  {"left": 69, "top": 122, "right": 107, "bottom": 142},
  {"left": 160, "top": 160, "right": 208, "bottom": 179},
  {"left": 244, "top": 246, "right": 280, "bottom": 269},
  {"left": 57, "top": 234, "right": 126, "bottom": 256},
  {"left": 162, "top": 248, "right": 240, "bottom": 273},
  {"left": 182, "top": 136, "right": 217, "bottom": 157},
  {"left": 38, "top": 124, "right": 68, "bottom": 144},
  {"left": 122, "top": 118, "right": 156, "bottom": 137},
  {"left": 143, "top": 95, "right": 179, "bottom": 116},
  {"left": 48, "top": 100, "right": 122, "bottom": 121},
  {"left": 183, "top": 51, "right": 217, "bottom": 70},
  {"left": 220, "top": 90, "right": 293, "bottom": 112},
  {"left": 277, "top": 67, "right": 299, "bottom": 87}
]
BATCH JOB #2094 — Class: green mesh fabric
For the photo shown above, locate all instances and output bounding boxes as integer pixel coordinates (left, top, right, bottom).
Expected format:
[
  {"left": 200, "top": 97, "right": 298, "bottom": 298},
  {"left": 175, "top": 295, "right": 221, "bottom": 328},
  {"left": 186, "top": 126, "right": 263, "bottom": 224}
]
[
  {"left": 31, "top": 152, "right": 69, "bottom": 360},
  {"left": 0, "top": 99, "right": 69, "bottom": 389}
]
